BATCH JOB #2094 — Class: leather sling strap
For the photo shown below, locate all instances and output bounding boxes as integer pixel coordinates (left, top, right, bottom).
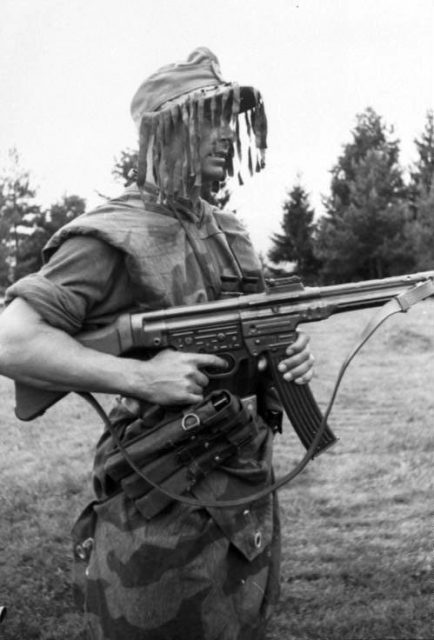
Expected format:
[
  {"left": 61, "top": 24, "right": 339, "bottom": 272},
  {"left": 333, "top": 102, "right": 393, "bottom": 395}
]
[{"left": 80, "top": 279, "right": 434, "bottom": 509}]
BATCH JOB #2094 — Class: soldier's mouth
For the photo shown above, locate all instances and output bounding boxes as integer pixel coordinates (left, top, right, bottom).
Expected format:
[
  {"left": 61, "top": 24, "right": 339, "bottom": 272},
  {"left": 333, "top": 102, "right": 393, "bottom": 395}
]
[{"left": 209, "top": 153, "right": 227, "bottom": 164}]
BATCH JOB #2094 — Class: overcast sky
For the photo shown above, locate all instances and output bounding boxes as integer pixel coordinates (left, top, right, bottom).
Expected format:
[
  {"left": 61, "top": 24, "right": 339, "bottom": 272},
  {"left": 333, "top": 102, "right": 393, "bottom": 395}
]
[{"left": 1, "top": 0, "right": 433, "bottom": 254}]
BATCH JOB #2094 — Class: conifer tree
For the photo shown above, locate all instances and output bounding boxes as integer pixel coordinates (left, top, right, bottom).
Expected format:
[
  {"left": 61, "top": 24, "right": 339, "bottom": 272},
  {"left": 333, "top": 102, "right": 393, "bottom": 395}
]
[
  {"left": 405, "top": 112, "right": 434, "bottom": 270},
  {"left": 268, "top": 183, "right": 320, "bottom": 283},
  {"left": 411, "top": 110, "right": 434, "bottom": 198},
  {"left": 15, "top": 195, "right": 86, "bottom": 280},
  {"left": 0, "top": 149, "right": 41, "bottom": 286},
  {"left": 315, "top": 108, "right": 412, "bottom": 282}
]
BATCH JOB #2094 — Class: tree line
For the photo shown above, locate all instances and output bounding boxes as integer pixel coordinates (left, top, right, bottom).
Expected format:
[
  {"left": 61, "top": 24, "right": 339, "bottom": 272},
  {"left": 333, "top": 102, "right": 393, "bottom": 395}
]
[
  {"left": 268, "top": 107, "right": 434, "bottom": 283},
  {"left": 0, "top": 149, "right": 87, "bottom": 288},
  {"left": 0, "top": 148, "right": 231, "bottom": 292},
  {"left": 0, "top": 106, "right": 433, "bottom": 292}
]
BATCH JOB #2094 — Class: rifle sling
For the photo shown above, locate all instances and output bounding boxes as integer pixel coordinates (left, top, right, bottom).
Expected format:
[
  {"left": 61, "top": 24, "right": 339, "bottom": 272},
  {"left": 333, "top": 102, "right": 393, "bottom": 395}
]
[{"left": 79, "top": 280, "right": 434, "bottom": 510}]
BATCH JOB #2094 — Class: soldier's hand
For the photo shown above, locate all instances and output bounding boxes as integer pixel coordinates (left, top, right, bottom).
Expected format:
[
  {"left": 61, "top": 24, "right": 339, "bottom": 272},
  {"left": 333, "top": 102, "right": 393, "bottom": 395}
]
[
  {"left": 257, "top": 330, "right": 314, "bottom": 385},
  {"left": 137, "top": 349, "right": 227, "bottom": 405},
  {"left": 277, "top": 331, "right": 314, "bottom": 384}
]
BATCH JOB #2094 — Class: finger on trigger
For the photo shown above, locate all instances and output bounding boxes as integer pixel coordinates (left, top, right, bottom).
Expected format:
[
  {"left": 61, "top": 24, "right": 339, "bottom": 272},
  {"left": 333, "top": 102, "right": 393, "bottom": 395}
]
[{"left": 193, "top": 370, "right": 209, "bottom": 387}]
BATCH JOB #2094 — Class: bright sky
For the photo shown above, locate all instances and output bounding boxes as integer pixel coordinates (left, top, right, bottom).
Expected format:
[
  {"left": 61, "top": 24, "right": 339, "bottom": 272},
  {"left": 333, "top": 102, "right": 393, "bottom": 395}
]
[{"left": 0, "top": 0, "right": 433, "bottom": 255}]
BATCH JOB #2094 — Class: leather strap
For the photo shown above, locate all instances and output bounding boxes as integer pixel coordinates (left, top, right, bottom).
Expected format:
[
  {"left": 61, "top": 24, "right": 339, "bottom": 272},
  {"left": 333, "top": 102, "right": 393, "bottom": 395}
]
[
  {"left": 337, "top": 280, "right": 434, "bottom": 376},
  {"left": 80, "top": 279, "right": 434, "bottom": 510}
]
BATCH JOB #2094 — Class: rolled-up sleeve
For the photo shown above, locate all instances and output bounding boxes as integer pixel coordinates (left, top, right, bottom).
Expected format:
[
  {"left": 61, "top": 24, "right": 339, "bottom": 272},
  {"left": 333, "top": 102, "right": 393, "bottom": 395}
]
[{"left": 6, "top": 235, "right": 132, "bottom": 334}]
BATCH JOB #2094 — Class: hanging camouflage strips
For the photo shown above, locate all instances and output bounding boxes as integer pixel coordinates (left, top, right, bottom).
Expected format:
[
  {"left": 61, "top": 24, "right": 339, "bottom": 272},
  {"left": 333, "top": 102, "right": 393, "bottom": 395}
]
[{"left": 130, "top": 47, "right": 268, "bottom": 201}]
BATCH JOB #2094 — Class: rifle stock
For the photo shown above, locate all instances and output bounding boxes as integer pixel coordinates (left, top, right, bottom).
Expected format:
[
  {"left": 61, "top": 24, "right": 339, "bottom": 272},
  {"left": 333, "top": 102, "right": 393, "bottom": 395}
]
[{"left": 15, "top": 272, "right": 434, "bottom": 447}]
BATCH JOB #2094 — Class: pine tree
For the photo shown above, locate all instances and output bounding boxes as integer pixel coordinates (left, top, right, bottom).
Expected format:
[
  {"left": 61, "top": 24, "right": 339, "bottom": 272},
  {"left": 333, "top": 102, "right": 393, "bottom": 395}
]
[
  {"left": 0, "top": 149, "right": 41, "bottom": 286},
  {"left": 268, "top": 183, "right": 320, "bottom": 283},
  {"left": 314, "top": 108, "right": 412, "bottom": 283},
  {"left": 411, "top": 110, "right": 434, "bottom": 199},
  {"left": 15, "top": 195, "right": 86, "bottom": 280},
  {"left": 404, "top": 111, "right": 434, "bottom": 270}
]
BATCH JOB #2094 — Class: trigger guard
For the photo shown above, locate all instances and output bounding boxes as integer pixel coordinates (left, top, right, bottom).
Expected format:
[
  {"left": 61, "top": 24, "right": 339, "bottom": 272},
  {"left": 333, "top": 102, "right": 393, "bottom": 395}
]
[{"left": 204, "top": 353, "right": 235, "bottom": 377}]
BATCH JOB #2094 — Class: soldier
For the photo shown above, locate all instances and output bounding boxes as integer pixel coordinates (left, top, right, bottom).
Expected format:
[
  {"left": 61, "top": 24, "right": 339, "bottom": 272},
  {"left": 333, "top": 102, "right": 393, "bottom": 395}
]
[{"left": 0, "top": 48, "right": 314, "bottom": 639}]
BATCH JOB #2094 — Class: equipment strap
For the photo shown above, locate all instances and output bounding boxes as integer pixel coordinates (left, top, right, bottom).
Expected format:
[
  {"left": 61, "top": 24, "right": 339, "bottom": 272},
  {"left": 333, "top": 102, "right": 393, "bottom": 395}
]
[{"left": 80, "top": 279, "right": 434, "bottom": 510}]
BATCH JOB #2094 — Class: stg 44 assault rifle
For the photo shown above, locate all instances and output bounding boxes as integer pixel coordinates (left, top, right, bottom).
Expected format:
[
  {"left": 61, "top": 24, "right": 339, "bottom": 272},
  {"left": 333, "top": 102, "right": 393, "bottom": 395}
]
[{"left": 15, "top": 270, "right": 434, "bottom": 459}]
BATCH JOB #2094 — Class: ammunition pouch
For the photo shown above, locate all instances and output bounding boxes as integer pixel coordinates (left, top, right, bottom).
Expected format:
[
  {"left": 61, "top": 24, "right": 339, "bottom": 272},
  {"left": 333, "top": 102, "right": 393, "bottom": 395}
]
[{"left": 104, "top": 390, "right": 255, "bottom": 519}]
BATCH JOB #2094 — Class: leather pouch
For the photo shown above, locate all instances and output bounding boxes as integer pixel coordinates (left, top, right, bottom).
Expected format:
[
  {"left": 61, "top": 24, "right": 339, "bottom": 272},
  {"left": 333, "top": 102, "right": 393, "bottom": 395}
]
[{"left": 103, "top": 390, "right": 254, "bottom": 519}]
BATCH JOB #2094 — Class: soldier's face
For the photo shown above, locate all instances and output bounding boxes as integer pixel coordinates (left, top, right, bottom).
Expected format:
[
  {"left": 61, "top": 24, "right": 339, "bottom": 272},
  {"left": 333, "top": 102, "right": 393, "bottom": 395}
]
[{"left": 199, "top": 116, "right": 234, "bottom": 185}]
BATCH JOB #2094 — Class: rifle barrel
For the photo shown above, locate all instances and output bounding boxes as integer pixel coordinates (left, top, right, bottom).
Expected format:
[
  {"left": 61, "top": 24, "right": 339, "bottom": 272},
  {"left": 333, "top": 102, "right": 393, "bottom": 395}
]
[{"left": 133, "top": 271, "right": 434, "bottom": 323}]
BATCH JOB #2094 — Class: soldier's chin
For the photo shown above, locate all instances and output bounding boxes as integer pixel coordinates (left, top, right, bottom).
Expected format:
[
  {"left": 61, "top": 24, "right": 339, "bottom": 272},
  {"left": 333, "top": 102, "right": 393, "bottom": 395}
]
[{"left": 202, "top": 167, "right": 227, "bottom": 184}]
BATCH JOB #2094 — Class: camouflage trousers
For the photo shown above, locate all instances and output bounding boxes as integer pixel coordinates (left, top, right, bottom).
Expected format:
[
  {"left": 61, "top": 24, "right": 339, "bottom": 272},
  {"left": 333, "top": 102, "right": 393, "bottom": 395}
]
[{"left": 72, "top": 489, "right": 281, "bottom": 640}]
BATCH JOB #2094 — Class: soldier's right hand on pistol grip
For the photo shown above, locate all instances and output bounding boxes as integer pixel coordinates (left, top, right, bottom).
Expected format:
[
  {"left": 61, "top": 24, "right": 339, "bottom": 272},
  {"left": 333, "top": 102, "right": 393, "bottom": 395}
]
[{"left": 141, "top": 349, "right": 227, "bottom": 405}]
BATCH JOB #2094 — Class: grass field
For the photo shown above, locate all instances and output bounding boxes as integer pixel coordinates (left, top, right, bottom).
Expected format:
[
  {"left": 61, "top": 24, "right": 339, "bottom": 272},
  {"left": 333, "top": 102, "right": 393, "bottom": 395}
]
[{"left": 0, "top": 301, "right": 433, "bottom": 639}]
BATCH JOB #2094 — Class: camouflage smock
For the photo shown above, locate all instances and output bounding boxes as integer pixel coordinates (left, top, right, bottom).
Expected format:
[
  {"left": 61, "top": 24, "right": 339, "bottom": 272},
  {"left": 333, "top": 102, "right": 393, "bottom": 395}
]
[{"left": 8, "top": 184, "right": 282, "bottom": 640}]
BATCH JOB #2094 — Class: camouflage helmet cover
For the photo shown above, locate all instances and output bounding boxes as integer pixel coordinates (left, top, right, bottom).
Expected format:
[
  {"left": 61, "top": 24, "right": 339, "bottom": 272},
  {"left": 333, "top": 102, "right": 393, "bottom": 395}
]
[{"left": 131, "top": 47, "right": 267, "bottom": 200}]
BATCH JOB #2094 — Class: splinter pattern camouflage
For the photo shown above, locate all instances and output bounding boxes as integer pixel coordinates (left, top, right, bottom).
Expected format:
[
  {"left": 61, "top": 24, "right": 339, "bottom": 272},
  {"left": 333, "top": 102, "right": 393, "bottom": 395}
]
[{"left": 46, "top": 186, "right": 282, "bottom": 639}]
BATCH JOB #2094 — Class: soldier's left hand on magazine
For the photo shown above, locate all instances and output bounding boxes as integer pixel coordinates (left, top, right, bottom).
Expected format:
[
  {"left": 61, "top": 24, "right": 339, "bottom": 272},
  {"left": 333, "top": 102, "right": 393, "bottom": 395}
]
[
  {"left": 277, "top": 331, "right": 314, "bottom": 384},
  {"left": 257, "top": 330, "right": 314, "bottom": 384}
]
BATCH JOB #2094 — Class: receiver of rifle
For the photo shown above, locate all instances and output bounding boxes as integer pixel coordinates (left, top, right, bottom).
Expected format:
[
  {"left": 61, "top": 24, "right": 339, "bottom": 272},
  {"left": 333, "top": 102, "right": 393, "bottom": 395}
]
[{"left": 14, "top": 271, "right": 434, "bottom": 454}]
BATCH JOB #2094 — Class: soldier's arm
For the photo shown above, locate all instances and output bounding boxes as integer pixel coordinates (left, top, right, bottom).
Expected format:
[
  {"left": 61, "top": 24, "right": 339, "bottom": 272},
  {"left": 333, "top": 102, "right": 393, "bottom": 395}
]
[{"left": 0, "top": 297, "right": 227, "bottom": 406}]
